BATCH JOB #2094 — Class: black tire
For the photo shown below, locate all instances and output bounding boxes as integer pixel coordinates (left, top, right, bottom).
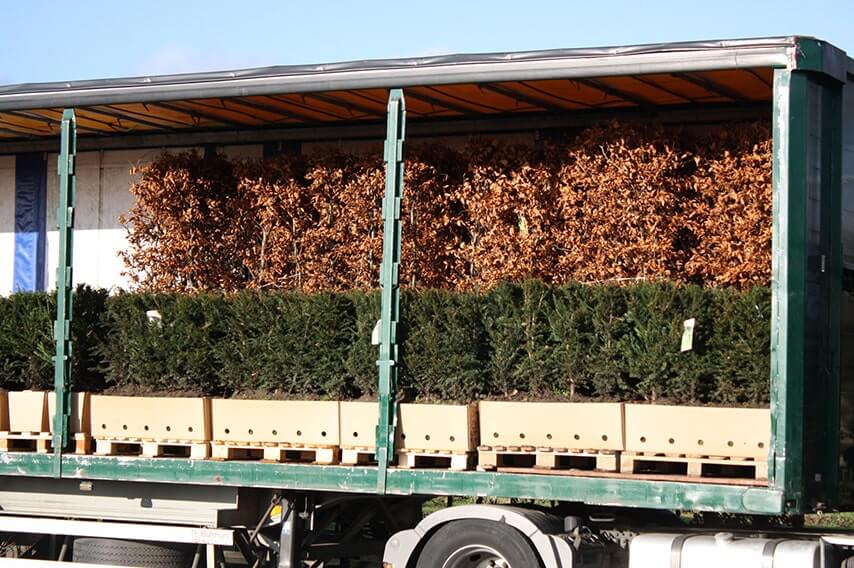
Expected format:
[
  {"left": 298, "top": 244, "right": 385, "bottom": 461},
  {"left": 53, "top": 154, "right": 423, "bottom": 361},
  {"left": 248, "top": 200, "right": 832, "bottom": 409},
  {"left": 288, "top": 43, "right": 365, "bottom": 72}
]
[
  {"left": 416, "top": 519, "right": 542, "bottom": 568},
  {"left": 73, "top": 538, "right": 195, "bottom": 568}
]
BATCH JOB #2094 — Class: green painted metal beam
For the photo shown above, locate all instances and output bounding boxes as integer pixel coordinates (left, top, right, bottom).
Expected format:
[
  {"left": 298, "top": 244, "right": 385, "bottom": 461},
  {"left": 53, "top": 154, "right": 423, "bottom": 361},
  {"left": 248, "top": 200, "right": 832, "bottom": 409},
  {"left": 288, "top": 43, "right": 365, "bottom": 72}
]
[
  {"left": 64, "top": 456, "right": 379, "bottom": 491},
  {"left": 770, "top": 69, "right": 807, "bottom": 511},
  {"left": 385, "top": 470, "right": 784, "bottom": 515},
  {"left": 822, "top": 78, "right": 843, "bottom": 508},
  {"left": 52, "top": 109, "right": 77, "bottom": 477},
  {"left": 0, "top": 453, "right": 785, "bottom": 515},
  {"left": 770, "top": 68, "right": 846, "bottom": 512},
  {"left": 792, "top": 37, "right": 848, "bottom": 83},
  {"left": 375, "top": 89, "right": 405, "bottom": 494}
]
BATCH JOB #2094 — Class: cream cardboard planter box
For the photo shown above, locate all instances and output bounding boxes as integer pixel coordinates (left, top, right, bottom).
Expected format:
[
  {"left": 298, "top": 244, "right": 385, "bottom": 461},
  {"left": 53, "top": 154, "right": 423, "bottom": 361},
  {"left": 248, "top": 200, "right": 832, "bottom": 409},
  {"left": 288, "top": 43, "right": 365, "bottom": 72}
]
[
  {"left": 47, "top": 392, "right": 91, "bottom": 435},
  {"left": 210, "top": 399, "right": 340, "bottom": 447},
  {"left": 0, "top": 390, "right": 52, "bottom": 453},
  {"left": 339, "top": 401, "right": 379, "bottom": 450},
  {"left": 338, "top": 401, "right": 379, "bottom": 465},
  {"left": 90, "top": 395, "right": 211, "bottom": 442},
  {"left": 398, "top": 403, "right": 477, "bottom": 454},
  {"left": 624, "top": 404, "right": 770, "bottom": 460},
  {"left": 7, "top": 390, "right": 48, "bottom": 433},
  {"left": 478, "top": 401, "right": 624, "bottom": 452},
  {"left": 339, "top": 402, "right": 478, "bottom": 454}
]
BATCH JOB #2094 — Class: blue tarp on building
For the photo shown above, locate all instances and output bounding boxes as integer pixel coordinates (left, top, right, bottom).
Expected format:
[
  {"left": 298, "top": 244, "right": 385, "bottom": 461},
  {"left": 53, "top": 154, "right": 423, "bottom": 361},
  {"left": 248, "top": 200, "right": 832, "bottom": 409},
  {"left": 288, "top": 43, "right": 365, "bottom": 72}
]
[{"left": 13, "top": 153, "right": 46, "bottom": 291}]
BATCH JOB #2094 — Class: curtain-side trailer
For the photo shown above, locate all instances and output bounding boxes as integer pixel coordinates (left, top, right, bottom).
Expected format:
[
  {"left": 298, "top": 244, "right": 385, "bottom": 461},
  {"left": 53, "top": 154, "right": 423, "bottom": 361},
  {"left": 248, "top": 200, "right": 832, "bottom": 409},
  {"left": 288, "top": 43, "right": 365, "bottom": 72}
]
[{"left": 0, "top": 36, "right": 852, "bottom": 567}]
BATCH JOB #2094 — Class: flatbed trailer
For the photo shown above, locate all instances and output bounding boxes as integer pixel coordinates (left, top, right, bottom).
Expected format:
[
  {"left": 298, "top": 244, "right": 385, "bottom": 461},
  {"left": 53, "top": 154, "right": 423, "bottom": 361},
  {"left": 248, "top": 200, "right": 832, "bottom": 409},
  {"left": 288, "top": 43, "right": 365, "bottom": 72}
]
[{"left": 0, "top": 36, "right": 853, "bottom": 567}]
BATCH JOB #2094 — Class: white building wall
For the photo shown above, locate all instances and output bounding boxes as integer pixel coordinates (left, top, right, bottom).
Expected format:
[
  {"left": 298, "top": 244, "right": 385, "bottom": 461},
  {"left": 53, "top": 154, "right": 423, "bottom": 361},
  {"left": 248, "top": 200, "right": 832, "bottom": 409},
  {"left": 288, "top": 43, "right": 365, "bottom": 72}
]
[
  {"left": 46, "top": 147, "right": 199, "bottom": 292},
  {"left": 47, "top": 151, "right": 101, "bottom": 291},
  {"left": 0, "top": 156, "right": 15, "bottom": 296}
]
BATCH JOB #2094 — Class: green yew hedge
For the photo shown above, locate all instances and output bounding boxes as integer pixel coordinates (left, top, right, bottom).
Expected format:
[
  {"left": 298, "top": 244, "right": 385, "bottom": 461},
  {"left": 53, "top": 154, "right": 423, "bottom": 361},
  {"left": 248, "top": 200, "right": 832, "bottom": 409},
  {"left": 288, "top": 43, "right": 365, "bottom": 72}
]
[
  {"left": 0, "top": 286, "right": 109, "bottom": 392},
  {"left": 0, "top": 281, "right": 771, "bottom": 405}
]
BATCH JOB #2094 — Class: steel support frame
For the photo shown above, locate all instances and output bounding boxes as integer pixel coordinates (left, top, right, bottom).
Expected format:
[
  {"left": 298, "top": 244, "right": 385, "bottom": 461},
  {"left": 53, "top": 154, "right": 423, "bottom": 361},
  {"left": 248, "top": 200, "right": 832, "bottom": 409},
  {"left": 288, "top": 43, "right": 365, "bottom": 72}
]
[
  {"left": 0, "top": 456, "right": 785, "bottom": 514},
  {"left": 375, "top": 89, "right": 405, "bottom": 494},
  {"left": 770, "top": 68, "right": 806, "bottom": 510},
  {"left": 770, "top": 67, "right": 844, "bottom": 512},
  {"left": 0, "top": 103, "right": 770, "bottom": 156},
  {"left": 52, "top": 109, "right": 76, "bottom": 477},
  {"left": 822, "top": 74, "right": 843, "bottom": 509}
]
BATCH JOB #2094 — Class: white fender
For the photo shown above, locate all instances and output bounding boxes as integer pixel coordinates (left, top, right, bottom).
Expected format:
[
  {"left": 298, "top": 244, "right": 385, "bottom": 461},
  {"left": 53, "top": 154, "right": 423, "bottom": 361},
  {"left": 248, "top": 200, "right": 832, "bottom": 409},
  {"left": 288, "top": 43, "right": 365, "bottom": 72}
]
[{"left": 383, "top": 504, "right": 574, "bottom": 568}]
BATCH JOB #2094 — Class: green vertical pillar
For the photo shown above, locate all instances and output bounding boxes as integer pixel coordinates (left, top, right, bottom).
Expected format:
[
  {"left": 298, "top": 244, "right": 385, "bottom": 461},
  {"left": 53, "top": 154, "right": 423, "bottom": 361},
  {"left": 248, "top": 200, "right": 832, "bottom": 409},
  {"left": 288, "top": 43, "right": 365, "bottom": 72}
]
[
  {"left": 770, "top": 68, "right": 845, "bottom": 511},
  {"left": 821, "top": 79, "right": 843, "bottom": 508},
  {"left": 52, "top": 109, "right": 76, "bottom": 477},
  {"left": 770, "top": 69, "right": 805, "bottom": 507},
  {"left": 376, "top": 89, "right": 405, "bottom": 494}
]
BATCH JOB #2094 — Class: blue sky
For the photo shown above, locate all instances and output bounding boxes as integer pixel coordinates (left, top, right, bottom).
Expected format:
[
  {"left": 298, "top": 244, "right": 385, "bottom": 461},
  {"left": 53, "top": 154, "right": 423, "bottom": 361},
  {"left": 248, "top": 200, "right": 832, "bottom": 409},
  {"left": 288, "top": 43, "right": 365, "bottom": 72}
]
[{"left": 1, "top": 0, "right": 852, "bottom": 85}]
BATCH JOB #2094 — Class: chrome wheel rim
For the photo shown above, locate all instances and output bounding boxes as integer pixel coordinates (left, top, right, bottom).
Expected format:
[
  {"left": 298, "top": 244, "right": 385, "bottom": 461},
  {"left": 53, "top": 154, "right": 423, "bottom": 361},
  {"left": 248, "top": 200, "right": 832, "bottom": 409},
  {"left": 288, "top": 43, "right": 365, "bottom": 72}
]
[{"left": 440, "top": 544, "right": 510, "bottom": 568}]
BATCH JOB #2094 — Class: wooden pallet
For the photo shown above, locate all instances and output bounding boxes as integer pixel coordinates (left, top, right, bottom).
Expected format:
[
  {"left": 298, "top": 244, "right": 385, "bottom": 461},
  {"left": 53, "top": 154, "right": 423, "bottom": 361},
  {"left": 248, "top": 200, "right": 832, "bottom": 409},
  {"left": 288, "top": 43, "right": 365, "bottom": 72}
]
[
  {"left": 620, "top": 452, "right": 768, "bottom": 481},
  {"left": 210, "top": 441, "right": 337, "bottom": 465},
  {"left": 0, "top": 432, "right": 91, "bottom": 454},
  {"left": 94, "top": 437, "right": 210, "bottom": 459},
  {"left": 477, "top": 445, "right": 619, "bottom": 473},
  {"left": 494, "top": 466, "right": 766, "bottom": 487},
  {"left": 0, "top": 432, "right": 52, "bottom": 453},
  {"left": 396, "top": 449, "right": 473, "bottom": 471},
  {"left": 340, "top": 447, "right": 377, "bottom": 466}
]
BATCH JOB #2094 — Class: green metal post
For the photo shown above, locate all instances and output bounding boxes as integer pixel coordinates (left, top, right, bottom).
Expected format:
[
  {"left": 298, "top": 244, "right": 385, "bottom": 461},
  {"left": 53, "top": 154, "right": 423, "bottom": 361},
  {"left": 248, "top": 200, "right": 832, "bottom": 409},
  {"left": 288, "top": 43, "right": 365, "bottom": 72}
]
[
  {"left": 771, "top": 68, "right": 846, "bottom": 511},
  {"left": 52, "top": 109, "right": 76, "bottom": 477},
  {"left": 770, "top": 69, "right": 807, "bottom": 508},
  {"left": 821, "top": 79, "right": 843, "bottom": 508},
  {"left": 376, "top": 89, "right": 405, "bottom": 494}
]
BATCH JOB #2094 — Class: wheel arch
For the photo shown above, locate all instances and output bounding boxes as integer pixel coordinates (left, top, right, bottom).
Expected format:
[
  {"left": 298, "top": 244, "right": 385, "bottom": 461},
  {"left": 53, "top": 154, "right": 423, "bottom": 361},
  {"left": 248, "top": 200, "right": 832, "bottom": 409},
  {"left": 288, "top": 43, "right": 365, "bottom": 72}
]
[{"left": 382, "top": 504, "right": 574, "bottom": 568}]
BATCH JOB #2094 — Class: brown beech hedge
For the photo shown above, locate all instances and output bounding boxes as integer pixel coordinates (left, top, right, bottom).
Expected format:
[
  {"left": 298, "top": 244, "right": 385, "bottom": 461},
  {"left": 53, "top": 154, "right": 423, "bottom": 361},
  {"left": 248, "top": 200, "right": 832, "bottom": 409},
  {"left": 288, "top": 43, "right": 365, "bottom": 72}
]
[{"left": 121, "top": 121, "right": 771, "bottom": 292}]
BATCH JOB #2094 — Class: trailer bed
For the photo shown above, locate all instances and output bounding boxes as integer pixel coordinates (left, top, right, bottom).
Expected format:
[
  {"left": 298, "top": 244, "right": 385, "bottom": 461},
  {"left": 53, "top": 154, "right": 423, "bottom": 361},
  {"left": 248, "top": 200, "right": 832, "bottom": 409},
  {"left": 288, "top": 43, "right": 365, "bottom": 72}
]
[{"left": 0, "top": 453, "right": 785, "bottom": 514}]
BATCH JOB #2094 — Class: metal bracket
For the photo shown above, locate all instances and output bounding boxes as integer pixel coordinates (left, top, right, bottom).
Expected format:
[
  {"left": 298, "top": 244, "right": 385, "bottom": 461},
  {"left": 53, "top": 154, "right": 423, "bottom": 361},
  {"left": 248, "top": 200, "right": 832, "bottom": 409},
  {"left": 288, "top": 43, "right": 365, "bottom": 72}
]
[
  {"left": 52, "top": 109, "right": 76, "bottom": 478},
  {"left": 376, "top": 89, "right": 405, "bottom": 494}
]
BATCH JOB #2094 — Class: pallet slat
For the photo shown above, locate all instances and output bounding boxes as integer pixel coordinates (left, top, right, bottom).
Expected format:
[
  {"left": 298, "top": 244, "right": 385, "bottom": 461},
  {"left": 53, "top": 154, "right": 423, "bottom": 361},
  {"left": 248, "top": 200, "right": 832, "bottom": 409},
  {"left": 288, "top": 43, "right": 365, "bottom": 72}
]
[
  {"left": 340, "top": 447, "right": 376, "bottom": 466},
  {"left": 620, "top": 452, "right": 768, "bottom": 481},
  {"left": 477, "top": 446, "right": 619, "bottom": 473},
  {"left": 94, "top": 438, "right": 209, "bottom": 459},
  {"left": 396, "top": 450, "right": 473, "bottom": 471},
  {"left": 210, "top": 442, "right": 337, "bottom": 464}
]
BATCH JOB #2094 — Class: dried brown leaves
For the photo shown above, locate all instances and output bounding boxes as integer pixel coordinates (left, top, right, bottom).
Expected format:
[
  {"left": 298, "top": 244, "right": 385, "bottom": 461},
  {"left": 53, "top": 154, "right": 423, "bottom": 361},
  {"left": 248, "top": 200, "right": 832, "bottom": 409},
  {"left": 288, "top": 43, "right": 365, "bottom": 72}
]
[{"left": 122, "top": 121, "right": 772, "bottom": 292}]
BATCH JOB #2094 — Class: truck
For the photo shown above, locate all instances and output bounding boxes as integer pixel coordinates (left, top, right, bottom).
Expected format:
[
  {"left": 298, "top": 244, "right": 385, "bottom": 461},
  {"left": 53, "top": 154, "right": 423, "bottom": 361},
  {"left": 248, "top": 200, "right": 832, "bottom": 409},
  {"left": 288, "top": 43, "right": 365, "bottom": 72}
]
[{"left": 0, "top": 35, "right": 852, "bottom": 567}]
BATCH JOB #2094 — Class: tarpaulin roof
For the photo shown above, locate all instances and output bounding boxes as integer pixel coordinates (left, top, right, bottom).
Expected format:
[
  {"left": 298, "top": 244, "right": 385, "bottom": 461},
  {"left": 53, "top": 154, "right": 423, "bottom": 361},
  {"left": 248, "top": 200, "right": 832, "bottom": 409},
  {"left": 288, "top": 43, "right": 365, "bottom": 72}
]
[{"left": 0, "top": 36, "right": 834, "bottom": 143}]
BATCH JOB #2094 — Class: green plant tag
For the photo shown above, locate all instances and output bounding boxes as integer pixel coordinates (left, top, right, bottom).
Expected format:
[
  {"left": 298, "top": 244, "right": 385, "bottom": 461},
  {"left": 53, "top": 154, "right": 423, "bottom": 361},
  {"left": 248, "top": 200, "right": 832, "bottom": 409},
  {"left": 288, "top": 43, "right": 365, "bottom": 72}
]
[{"left": 681, "top": 318, "right": 696, "bottom": 352}]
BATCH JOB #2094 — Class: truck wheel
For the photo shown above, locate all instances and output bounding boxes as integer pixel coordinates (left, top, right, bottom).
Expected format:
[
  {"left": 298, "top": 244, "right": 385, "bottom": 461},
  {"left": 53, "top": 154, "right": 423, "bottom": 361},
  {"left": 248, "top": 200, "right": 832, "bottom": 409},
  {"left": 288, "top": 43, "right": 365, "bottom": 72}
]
[
  {"left": 415, "top": 519, "right": 542, "bottom": 568},
  {"left": 73, "top": 538, "right": 195, "bottom": 567}
]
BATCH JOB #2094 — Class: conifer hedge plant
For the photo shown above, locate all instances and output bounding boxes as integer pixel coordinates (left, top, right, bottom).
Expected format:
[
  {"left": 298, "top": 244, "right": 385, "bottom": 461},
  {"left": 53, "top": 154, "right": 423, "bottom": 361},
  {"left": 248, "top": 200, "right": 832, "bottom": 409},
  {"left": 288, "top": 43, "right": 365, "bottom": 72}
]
[{"left": 0, "top": 282, "right": 771, "bottom": 406}]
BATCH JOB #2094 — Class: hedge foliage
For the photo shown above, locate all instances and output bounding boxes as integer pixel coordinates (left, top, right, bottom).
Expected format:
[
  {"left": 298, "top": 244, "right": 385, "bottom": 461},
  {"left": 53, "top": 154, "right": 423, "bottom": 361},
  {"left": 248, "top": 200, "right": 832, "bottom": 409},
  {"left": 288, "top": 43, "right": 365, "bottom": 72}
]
[
  {"left": 0, "top": 286, "right": 108, "bottom": 391},
  {"left": 121, "top": 121, "right": 771, "bottom": 292},
  {"left": 0, "top": 282, "right": 771, "bottom": 405}
]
